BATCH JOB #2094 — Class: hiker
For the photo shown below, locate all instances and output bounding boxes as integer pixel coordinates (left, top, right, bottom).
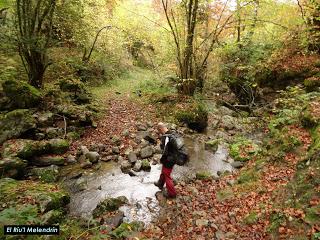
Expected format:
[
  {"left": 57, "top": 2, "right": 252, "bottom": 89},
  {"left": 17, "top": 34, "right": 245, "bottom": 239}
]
[{"left": 154, "top": 122, "right": 177, "bottom": 198}]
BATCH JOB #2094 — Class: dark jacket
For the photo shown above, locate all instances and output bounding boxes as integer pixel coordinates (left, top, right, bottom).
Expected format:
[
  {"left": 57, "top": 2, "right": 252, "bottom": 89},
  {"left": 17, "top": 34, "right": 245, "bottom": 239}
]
[{"left": 160, "top": 131, "right": 177, "bottom": 169}]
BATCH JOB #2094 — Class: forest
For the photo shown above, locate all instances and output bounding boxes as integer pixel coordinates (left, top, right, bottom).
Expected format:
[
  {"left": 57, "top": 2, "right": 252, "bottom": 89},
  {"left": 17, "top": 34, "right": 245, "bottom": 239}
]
[{"left": 0, "top": 0, "right": 319, "bottom": 239}]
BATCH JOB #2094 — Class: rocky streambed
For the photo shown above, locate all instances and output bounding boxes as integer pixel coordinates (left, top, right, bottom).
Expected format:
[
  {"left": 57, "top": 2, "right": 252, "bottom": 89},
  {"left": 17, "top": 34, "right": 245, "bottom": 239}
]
[{"left": 61, "top": 132, "right": 236, "bottom": 226}]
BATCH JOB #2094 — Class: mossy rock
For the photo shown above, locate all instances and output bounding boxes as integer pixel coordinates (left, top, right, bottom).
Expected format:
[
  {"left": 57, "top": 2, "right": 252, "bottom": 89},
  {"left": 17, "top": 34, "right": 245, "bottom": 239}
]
[
  {"left": 48, "top": 139, "right": 69, "bottom": 154},
  {"left": 175, "top": 102, "right": 208, "bottom": 132},
  {"left": 2, "top": 138, "right": 69, "bottom": 160},
  {"left": 29, "top": 165, "right": 60, "bottom": 182},
  {"left": 0, "top": 157, "right": 27, "bottom": 179},
  {"left": 304, "top": 76, "right": 320, "bottom": 92},
  {"left": 58, "top": 78, "right": 92, "bottom": 104},
  {"left": 0, "top": 109, "right": 37, "bottom": 144},
  {"left": 196, "top": 171, "right": 213, "bottom": 180},
  {"left": 204, "top": 139, "right": 221, "bottom": 152},
  {"left": 55, "top": 104, "right": 95, "bottom": 127},
  {"left": 92, "top": 196, "right": 128, "bottom": 218},
  {"left": 2, "top": 80, "right": 41, "bottom": 109},
  {"left": 141, "top": 159, "right": 151, "bottom": 171}
]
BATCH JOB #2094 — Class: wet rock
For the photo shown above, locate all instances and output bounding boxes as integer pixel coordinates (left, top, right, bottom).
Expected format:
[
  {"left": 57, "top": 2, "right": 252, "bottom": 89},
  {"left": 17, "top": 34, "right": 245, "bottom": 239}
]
[
  {"left": 74, "top": 177, "right": 87, "bottom": 192},
  {"left": 32, "top": 156, "right": 65, "bottom": 167},
  {"left": 120, "top": 161, "right": 131, "bottom": 173},
  {"left": 80, "top": 161, "right": 92, "bottom": 169},
  {"left": 141, "top": 159, "right": 151, "bottom": 171},
  {"left": 67, "top": 155, "right": 77, "bottom": 164},
  {"left": 0, "top": 157, "right": 27, "bottom": 178},
  {"left": 128, "top": 152, "right": 138, "bottom": 163},
  {"left": 231, "top": 161, "right": 244, "bottom": 168},
  {"left": 205, "top": 139, "right": 220, "bottom": 152},
  {"left": 128, "top": 170, "right": 137, "bottom": 177},
  {"left": 0, "top": 109, "right": 37, "bottom": 144},
  {"left": 112, "top": 147, "right": 120, "bottom": 154},
  {"left": 94, "top": 162, "right": 102, "bottom": 170},
  {"left": 30, "top": 165, "right": 60, "bottom": 183},
  {"left": 133, "top": 160, "right": 142, "bottom": 172},
  {"left": 140, "top": 146, "right": 153, "bottom": 159},
  {"left": 104, "top": 210, "right": 124, "bottom": 228},
  {"left": 85, "top": 152, "right": 100, "bottom": 163},
  {"left": 69, "top": 172, "right": 82, "bottom": 179},
  {"left": 92, "top": 196, "right": 128, "bottom": 218},
  {"left": 80, "top": 146, "right": 89, "bottom": 155}
]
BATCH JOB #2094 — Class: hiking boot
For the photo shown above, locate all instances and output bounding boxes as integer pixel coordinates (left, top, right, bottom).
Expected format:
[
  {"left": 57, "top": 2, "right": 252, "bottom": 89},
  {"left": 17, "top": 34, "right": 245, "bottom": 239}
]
[{"left": 154, "top": 181, "right": 163, "bottom": 190}]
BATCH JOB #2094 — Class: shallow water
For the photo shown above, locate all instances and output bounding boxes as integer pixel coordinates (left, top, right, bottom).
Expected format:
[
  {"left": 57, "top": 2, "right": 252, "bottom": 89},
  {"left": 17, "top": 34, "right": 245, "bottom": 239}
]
[{"left": 63, "top": 134, "right": 233, "bottom": 224}]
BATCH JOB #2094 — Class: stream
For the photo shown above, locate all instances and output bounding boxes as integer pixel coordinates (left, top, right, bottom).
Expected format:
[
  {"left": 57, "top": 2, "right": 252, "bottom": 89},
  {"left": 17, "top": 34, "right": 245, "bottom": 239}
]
[{"left": 61, "top": 134, "right": 234, "bottom": 225}]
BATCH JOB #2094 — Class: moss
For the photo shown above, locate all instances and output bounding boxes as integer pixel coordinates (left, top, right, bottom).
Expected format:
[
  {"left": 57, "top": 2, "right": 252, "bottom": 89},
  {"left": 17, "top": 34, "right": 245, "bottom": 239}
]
[
  {"left": 237, "top": 169, "right": 259, "bottom": 184},
  {"left": 204, "top": 139, "right": 221, "bottom": 152},
  {"left": 175, "top": 102, "right": 208, "bottom": 132},
  {"left": 196, "top": 171, "right": 213, "bottom": 180},
  {"left": 0, "top": 109, "right": 37, "bottom": 144},
  {"left": 304, "top": 76, "right": 320, "bottom": 92},
  {"left": 0, "top": 157, "right": 27, "bottom": 179},
  {"left": 48, "top": 139, "right": 70, "bottom": 154},
  {"left": 243, "top": 211, "right": 259, "bottom": 225},
  {"left": 141, "top": 159, "right": 151, "bottom": 171},
  {"left": 305, "top": 206, "right": 320, "bottom": 225},
  {"left": 229, "top": 138, "right": 259, "bottom": 162},
  {"left": 2, "top": 79, "right": 41, "bottom": 109},
  {"left": 110, "top": 221, "right": 144, "bottom": 238}
]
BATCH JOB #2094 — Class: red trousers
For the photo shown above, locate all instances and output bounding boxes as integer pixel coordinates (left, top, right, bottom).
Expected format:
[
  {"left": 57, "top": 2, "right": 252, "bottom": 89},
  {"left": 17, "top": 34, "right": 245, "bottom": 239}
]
[{"left": 158, "top": 166, "right": 176, "bottom": 197}]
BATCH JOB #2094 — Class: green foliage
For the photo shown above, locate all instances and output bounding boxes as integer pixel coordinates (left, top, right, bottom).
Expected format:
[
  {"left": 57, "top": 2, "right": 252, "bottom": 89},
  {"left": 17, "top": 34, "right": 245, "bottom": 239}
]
[
  {"left": 229, "top": 138, "right": 260, "bottom": 162},
  {"left": 243, "top": 211, "right": 259, "bottom": 225},
  {"left": 109, "top": 221, "right": 144, "bottom": 239},
  {"left": 0, "top": 204, "right": 40, "bottom": 225},
  {"left": 175, "top": 102, "right": 208, "bottom": 132},
  {"left": 237, "top": 169, "right": 259, "bottom": 184}
]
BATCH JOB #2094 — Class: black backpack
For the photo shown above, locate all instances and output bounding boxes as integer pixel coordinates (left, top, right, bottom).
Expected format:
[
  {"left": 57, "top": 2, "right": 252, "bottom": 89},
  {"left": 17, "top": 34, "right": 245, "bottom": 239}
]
[{"left": 163, "top": 132, "right": 189, "bottom": 166}]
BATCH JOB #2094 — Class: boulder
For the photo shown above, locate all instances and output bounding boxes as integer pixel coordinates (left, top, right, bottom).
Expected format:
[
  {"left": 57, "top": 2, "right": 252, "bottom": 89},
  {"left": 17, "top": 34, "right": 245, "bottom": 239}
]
[
  {"left": 220, "top": 115, "right": 236, "bottom": 130},
  {"left": 140, "top": 146, "right": 153, "bottom": 159},
  {"left": 29, "top": 165, "right": 60, "bottom": 183},
  {"left": 120, "top": 161, "right": 131, "bottom": 173},
  {"left": 0, "top": 109, "right": 37, "bottom": 144},
  {"left": 2, "top": 139, "right": 49, "bottom": 159},
  {"left": 141, "top": 159, "right": 151, "bottom": 171},
  {"left": 85, "top": 152, "right": 100, "bottom": 163},
  {"left": 92, "top": 196, "right": 128, "bottom": 218},
  {"left": 80, "top": 146, "right": 89, "bottom": 155},
  {"left": 36, "top": 112, "right": 54, "bottom": 127},
  {"left": 128, "top": 152, "right": 138, "bottom": 163},
  {"left": 45, "top": 127, "right": 63, "bottom": 139},
  {"left": 231, "top": 161, "right": 245, "bottom": 168},
  {"left": 74, "top": 177, "right": 87, "bottom": 191},
  {"left": 2, "top": 80, "right": 41, "bottom": 109},
  {"left": 0, "top": 157, "right": 27, "bottom": 178},
  {"left": 32, "top": 156, "right": 65, "bottom": 167}
]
